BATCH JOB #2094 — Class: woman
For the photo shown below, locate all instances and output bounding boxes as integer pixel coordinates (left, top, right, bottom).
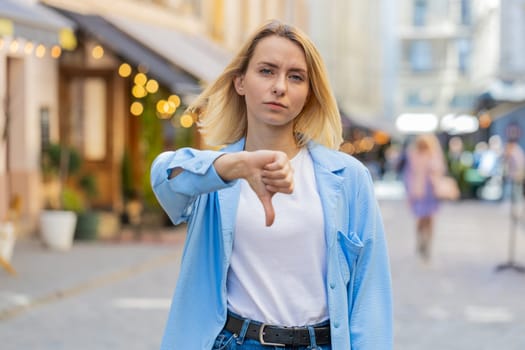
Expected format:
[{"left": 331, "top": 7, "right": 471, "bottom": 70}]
[
  {"left": 151, "top": 20, "right": 392, "bottom": 350},
  {"left": 402, "top": 134, "right": 445, "bottom": 262}
]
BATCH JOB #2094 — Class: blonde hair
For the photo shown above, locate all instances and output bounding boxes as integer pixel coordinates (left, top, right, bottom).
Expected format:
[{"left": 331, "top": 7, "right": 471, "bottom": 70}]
[
  {"left": 414, "top": 133, "right": 444, "bottom": 160},
  {"left": 188, "top": 20, "right": 343, "bottom": 150}
]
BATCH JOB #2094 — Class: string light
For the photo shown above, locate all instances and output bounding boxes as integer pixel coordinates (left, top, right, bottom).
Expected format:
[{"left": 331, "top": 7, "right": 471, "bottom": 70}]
[
  {"left": 145, "top": 79, "right": 159, "bottom": 94},
  {"left": 130, "top": 102, "right": 143, "bottom": 116},
  {"left": 132, "top": 85, "right": 147, "bottom": 98},
  {"left": 134, "top": 73, "right": 147, "bottom": 86},
  {"left": 118, "top": 63, "right": 132, "bottom": 78},
  {"left": 51, "top": 45, "right": 61, "bottom": 58},
  {"left": 479, "top": 112, "right": 491, "bottom": 129},
  {"left": 24, "top": 42, "right": 34, "bottom": 54},
  {"left": 180, "top": 114, "right": 194, "bottom": 128},
  {"left": 168, "top": 95, "right": 181, "bottom": 108},
  {"left": 35, "top": 44, "right": 46, "bottom": 58},
  {"left": 9, "top": 40, "right": 19, "bottom": 53},
  {"left": 92, "top": 45, "right": 104, "bottom": 59}
]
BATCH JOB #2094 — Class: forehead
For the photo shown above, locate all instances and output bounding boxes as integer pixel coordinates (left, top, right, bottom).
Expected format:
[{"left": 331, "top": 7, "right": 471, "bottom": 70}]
[{"left": 250, "top": 35, "right": 307, "bottom": 69}]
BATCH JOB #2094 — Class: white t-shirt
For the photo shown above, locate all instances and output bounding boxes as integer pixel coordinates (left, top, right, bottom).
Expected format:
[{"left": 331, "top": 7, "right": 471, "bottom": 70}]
[{"left": 227, "top": 147, "right": 328, "bottom": 326}]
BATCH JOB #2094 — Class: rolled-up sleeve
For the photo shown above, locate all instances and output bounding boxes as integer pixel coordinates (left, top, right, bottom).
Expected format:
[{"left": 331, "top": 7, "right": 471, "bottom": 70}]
[{"left": 150, "top": 148, "right": 236, "bottom": 224}]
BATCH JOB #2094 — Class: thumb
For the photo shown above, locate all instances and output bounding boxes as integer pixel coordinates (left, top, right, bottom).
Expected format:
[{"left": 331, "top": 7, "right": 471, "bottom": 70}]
[{"left": 259, "top": 193, "right": 275, "bottom": 227}]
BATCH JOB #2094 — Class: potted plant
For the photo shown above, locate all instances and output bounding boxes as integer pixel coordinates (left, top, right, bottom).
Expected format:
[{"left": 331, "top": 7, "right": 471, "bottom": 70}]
[
  {"left": 74, "top": 173, "right": 100, "bottom": 241},
  {"left": 40, "top": 143, "right": 83, "bottom": 251}
]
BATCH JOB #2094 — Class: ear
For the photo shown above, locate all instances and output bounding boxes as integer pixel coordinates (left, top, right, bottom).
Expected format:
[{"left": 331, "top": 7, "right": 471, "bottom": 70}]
[{"left": 234, "top": 75, "right": 245, "bottom": 95}]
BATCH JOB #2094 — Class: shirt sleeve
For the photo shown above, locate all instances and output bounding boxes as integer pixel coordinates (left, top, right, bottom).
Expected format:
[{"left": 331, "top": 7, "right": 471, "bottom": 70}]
[{"left": 150, "top": 148, "right": 236, "bottom": 225}]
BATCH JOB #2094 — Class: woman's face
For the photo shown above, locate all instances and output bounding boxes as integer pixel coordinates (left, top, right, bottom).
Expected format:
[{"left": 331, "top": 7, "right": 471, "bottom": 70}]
[{"left": 234, "top": 35, "right": 309, "bottom": 131}]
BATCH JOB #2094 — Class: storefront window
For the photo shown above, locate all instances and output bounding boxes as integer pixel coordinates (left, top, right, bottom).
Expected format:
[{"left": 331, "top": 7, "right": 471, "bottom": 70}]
[
  {"left": 40, "top": 107, "right": 50, "bottom": 150},
  {"left": 70, "top": 77, "right": 107, "bottom": 161}
]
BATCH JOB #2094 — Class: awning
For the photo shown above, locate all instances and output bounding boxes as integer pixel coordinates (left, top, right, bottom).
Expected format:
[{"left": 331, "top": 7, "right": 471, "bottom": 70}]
[
  {"left": 474, "top": 80, "right": 525, "bottom": 114},
  {"left": 0, "top": 0, "right": 76, "bottom": 49},
  {"left": 107, "top": 15, "right": 232, "bottom": 84},
  {"left": 486, "top": 80, "right": 525, "bottom": 102},
  {"left": 53, "top": 8, "right": 201, "bottom": 96}
]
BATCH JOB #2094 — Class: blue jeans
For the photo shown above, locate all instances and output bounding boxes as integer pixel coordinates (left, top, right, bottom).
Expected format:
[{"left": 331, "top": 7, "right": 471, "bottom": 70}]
[{"left": 212, "top": 329, "right": 332, "bottom": 350}]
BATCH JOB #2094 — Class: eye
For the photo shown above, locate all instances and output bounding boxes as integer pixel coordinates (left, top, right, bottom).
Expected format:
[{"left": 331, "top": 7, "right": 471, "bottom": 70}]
[
  {"left": 259, "top": 68, "right": 273, "bottom": 75},
  {"left": 289, "top": 74, "right": 305, "bottom": 82}
]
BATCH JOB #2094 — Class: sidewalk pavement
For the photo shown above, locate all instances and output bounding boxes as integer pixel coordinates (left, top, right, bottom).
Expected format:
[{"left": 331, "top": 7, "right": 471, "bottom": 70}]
[
  {"left": 0, "top": 225, "right": 187, "bottom": 320},
  {"left": 1, "top": 181, "right": 525, "bottom": 349}
]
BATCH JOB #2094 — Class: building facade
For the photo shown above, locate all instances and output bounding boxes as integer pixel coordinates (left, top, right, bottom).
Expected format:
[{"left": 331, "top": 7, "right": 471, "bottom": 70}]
[
  {"left": 307, "top": 0, "right": 397, "bottom": 134},
  {"left": 3, "top": 0, "right": 309, "bottom": 236},
  {"left": 472, "top": 0, "right": 525, "bottom": 150},
  {"left": 0, "top": 0, "right": 75, "bottom": 234},
  {"left": 395, "top": 0, "right": 478, "bottom": 134}
]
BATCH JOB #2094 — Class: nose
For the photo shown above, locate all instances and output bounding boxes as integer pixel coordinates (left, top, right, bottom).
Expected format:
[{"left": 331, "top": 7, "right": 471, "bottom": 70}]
[{"left": 272, "top": 74, "right": 286, "bottom": 96}]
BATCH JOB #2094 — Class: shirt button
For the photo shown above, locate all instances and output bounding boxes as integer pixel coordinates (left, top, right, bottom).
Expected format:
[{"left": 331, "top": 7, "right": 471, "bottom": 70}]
[
  {"left": 330, "top": 282, "right": 336, "bottom": 289},
  {"left": 334, "top": 322, "right": 340, "bottom": 328},
  {"left": 194, "top": 161, "right": 203, "bottom": 170}
]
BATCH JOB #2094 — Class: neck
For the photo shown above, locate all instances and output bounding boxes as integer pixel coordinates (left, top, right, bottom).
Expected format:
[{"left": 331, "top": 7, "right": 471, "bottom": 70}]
[{"left": 245, "top": 129, "right": 300, "bottom": 159}]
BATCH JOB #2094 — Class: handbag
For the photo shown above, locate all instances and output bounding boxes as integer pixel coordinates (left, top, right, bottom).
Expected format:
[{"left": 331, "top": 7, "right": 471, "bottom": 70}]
[{"left": 432, "top": 176, "right": 460, "bottom": 200}]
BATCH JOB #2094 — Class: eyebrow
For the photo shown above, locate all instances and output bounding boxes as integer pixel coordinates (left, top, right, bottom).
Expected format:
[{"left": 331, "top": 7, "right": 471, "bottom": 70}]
[{"left": 257, "top": 61, "right": 307, "bottom": 74}]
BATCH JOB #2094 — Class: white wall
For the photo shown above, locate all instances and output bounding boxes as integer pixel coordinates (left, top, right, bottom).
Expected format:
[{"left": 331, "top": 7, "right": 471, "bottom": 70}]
[
  {"left": 0, "top": 53, "right": 6, "bottom": 176},
  {"left": 470, "top": 0, "right": 501, "bottom": 88},
  {"left": 10, "top": 55, "right": 60, "bottom": 172},
  {"left": 308, "top": 0, "right": 390, "bottom": 130},
  {"left": 500, "top": 0, "right": 525, "bottom": 79},
  {"left": 0, "top": 37, "right": 61, "bottom": 229}
]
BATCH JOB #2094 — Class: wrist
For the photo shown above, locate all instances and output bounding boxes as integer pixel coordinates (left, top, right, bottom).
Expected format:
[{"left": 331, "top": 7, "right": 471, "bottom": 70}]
[{"left": 214, "top": 152, "right": 247, "bottom": 181}]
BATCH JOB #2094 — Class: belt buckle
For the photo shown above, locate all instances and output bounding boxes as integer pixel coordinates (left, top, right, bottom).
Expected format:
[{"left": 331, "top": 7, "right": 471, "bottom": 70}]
[{"left": 258, "top": 324, "right": 286, "bottom": 347}]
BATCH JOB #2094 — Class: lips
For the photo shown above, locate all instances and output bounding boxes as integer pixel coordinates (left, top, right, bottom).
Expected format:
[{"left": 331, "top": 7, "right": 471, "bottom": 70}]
[{"left": 264, "top": 101, "right": 287, "bottom": 108}]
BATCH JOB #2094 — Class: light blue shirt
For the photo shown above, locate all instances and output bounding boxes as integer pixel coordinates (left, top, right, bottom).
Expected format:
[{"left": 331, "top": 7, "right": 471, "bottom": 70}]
[{"left": 150, "top": 138, "right": 393, "bottom": 349}]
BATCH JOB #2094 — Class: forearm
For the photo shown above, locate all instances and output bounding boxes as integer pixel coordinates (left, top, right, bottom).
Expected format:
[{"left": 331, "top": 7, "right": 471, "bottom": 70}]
[
  {"left": 213, "top": 151, "right": 249, "bottom": 181},
  {"left": 150, "top": 148, "right": 236, "bottom": 224}
]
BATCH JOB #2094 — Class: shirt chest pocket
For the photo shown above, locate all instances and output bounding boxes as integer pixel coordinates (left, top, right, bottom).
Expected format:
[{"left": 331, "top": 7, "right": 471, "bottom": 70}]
[{"left": 336, "top": 230, "right": 363, "bottom": 284}]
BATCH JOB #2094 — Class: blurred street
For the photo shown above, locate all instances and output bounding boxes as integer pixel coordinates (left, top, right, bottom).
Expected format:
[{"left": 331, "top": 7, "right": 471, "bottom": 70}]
[
  {"left": 2, "top": 1, "right": 525, "bottom": 349},
  {"left": 1, "top": 185, "right": 525, "bottom": 349}
]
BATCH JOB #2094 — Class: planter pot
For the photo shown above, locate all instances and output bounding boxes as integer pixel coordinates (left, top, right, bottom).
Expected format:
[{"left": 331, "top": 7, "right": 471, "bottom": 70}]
[
  {"left": 40, "top": 210, "right": 77, "bottom": 251},
  {"left": 75, "top": 211, "right": 100, "bottom": 240},
  {"left": 0, "top": 222, "right": 16, "bottom": 262},
  {"left": 97, "top": 212, "right": 120, "bottom": 240}
]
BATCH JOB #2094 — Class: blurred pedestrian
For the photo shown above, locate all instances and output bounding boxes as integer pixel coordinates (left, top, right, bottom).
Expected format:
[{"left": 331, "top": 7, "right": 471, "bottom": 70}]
[
  {"left": 150, "top": 20, "right": 392, "bottom": 350},
  {"left": 446, "top": 136, "right": 468, "bottom": 196},
  {"left": 402, "top": 133, "right": 446, "bottom": 262},
  {"left": 502, "top": 137, "right": 525, "bottom": 204},
  {"left": 478, "top": 135, "right": 503, "bottom": 179}
]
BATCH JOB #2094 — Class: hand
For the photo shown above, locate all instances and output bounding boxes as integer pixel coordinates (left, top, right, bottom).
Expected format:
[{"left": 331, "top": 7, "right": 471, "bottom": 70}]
[
  {"left": 214, "top": 150, "right": 294, "bottom": 226},
  {"left": 246, "top": 150, "right": 294, "bottom": 226}
]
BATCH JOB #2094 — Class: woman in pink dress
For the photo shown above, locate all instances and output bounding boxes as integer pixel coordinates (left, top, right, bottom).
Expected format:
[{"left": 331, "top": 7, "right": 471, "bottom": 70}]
[{"left": 402, "top": 134, "right": 446, "bottom": 262}]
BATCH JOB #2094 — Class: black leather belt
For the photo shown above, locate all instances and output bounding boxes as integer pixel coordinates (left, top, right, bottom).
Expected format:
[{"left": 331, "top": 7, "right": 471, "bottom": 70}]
[{"left": 224, "top": 313, "right": 331, "bottom": 347}]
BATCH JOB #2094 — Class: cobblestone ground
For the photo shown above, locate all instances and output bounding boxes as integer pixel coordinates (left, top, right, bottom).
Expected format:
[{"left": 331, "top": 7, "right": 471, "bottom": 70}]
[
  {"left": 1, "top": 199, "right": 525, "bottom": 349},
  {"left": 385, "top": 199, "right": 525, "bottom": 350}
]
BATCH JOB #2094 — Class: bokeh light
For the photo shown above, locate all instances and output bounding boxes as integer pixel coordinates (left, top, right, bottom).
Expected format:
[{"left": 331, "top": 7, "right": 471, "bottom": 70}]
[
  {"left": 130, "top": 101, "right": 143, "bottom": 116},
  {"left": 180, "top": 114, "right": 194, "bottom": 128},
  {"left": 51, "top": 45, "right": 62, "bottom": 58},
  {"left": 145, "top": 79, "right": 159, "bottom": 94},
  {"left": 35, "top": 44, "right": 46, "bottom": 58},
  {"left": 92, "top": 45, "right": 104, "bottom": 59},
  {"left": 118, "top": 63, "right": 132, "bottom": 78},
  {"left": 134, "top": 73, "right": 147, "bottom": 86}
]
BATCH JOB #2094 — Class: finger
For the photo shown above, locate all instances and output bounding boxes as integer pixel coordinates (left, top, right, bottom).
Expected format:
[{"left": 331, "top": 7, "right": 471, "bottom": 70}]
[
  {"left": 265, "top": 183, "right": 293, "bottom": 194},
  {"left": 259, "top": 194, "right": 275, "bottom": 227},
  {"left": 262, "top": 163, "right": 293, "bottom": 179},
  {"left": 263, "top": 178, "right": 294, "bottom": 193},
  {"left": 261, "top": 168, "right": 291, "bottom": 179},
  {"left": 263, "top": 153, "right": 288, "bottom": 171},
  {"left": 263, "top": 159, "right": 289, "bottom": 171}
]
